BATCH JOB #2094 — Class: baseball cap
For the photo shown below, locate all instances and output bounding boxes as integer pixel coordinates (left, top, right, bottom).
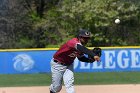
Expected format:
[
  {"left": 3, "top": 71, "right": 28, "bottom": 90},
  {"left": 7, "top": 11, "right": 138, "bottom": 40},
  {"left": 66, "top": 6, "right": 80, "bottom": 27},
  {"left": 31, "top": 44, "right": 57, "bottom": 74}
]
[{"left": 78, "top": 29, "right": 91, "bottom": 38}]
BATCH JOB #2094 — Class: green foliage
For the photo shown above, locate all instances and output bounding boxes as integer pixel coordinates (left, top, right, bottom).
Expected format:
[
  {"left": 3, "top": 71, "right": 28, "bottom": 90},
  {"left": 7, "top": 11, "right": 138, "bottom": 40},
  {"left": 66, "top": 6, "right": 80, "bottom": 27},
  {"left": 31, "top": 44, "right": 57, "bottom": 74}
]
[
  {"left": 29, "top": 11, "right": 41, "bottom": 22},
  {"left": 16, "top": 38, "right": 35, "bottom": 48},
  {"left": 53, "top": 0, "right": 140, "bottom": 46},
  {"left": 6, "top": 0, "right": 140, "bottom": 48}
]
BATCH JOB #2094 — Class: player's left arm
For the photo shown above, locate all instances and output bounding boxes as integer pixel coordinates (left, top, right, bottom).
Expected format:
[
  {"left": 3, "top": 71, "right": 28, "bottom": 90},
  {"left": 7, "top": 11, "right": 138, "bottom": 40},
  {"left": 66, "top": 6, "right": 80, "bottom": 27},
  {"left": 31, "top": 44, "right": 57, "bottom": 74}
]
[
  {"left": 76, "top": 44, "right": 100, "bottom": 62},
  {"left": 78, "top": 55, "right": 95, "bottom": 63}
]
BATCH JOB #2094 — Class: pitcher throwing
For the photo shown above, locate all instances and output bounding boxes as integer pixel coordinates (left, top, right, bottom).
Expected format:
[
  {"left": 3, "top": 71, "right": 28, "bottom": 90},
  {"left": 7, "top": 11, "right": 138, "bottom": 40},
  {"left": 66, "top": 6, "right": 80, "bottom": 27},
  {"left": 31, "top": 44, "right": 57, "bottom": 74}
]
[{"left": 49, "top": 29, "right": 101, "bottom": 93}]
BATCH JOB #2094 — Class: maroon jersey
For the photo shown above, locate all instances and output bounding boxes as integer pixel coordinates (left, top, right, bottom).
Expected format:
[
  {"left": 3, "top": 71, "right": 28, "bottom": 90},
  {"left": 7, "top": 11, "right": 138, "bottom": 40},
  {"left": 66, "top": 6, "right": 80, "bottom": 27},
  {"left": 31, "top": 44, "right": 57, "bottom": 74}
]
[{"left": 53, "top": 38, "right": 83, "bottom": 65}]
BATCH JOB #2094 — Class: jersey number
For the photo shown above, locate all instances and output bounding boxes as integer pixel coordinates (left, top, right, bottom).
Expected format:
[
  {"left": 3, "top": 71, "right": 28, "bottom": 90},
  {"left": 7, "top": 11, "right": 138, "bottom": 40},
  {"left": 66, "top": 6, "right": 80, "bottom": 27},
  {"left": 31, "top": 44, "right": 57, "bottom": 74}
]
[{"left": 68, "top": 51, "right": 78, "bottom": 58}]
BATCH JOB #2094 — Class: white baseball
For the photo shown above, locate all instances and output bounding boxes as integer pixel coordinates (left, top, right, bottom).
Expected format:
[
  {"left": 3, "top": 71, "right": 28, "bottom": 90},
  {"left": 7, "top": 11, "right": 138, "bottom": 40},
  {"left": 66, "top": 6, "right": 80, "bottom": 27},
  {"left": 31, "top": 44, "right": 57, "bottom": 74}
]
[{"left": 115, "top": 19, "right": 120, "bottom": 24}]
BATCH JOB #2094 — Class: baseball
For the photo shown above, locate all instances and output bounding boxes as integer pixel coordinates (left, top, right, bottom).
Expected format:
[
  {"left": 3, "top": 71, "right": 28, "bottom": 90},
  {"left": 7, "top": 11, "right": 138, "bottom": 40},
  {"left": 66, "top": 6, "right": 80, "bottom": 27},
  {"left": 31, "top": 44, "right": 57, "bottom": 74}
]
[{"left": 115, "top": 19, "right": 120, "bottom": 24}]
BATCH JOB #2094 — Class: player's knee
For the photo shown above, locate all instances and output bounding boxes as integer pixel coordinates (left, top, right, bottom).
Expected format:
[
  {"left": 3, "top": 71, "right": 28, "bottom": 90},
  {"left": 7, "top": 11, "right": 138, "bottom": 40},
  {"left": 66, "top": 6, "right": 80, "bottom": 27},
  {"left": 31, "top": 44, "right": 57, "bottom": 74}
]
[{"left": 54, "top": 85, "right": 62, "bottom": 92}]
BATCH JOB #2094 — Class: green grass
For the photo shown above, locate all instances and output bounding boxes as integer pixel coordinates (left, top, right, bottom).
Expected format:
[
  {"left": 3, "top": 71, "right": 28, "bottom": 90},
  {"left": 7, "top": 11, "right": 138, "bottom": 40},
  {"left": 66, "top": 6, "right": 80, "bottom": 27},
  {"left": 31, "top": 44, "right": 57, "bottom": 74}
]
[
  {"left": 0, "top": 73, "right": 51, "bottom": 87},
  {"left": 75, "top": 72, "right": 140, "bottom": 85},
  {"left": 0, "top": 72, "right": 140, "bottom": 87}
]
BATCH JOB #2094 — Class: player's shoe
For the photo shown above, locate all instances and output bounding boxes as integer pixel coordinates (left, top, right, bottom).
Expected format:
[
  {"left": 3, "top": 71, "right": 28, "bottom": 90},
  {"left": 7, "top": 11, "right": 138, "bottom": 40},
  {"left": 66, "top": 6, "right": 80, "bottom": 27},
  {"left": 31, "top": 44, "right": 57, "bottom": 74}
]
[{"left": 50, "top": 90, "right": 55, "bottom": 93}]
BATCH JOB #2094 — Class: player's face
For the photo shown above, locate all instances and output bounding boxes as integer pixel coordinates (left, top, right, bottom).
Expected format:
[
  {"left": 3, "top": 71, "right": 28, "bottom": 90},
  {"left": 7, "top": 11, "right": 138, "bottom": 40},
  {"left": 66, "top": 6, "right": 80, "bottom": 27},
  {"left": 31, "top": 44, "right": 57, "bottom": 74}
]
[{"left": 80, "top": 37, "right": 90, "bottom": 45}]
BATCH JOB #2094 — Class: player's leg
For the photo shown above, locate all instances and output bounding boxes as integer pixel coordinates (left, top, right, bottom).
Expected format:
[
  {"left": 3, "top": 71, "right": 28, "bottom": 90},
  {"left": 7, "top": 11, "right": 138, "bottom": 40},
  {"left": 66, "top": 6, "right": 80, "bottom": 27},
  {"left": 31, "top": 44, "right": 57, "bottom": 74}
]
[
  {"left": 50, "top": 59, "right": 67, "bottom": 93},
  {"left": 63, "top": 64, "right": 75, "bottom": 93}
]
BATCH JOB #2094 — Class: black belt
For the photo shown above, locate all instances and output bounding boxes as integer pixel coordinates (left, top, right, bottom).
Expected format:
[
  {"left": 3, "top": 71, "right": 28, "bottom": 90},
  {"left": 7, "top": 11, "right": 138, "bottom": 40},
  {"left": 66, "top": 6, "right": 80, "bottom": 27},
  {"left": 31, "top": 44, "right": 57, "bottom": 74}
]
[{"left": 53, "top": 59, "right": 69, "bottom": 66}]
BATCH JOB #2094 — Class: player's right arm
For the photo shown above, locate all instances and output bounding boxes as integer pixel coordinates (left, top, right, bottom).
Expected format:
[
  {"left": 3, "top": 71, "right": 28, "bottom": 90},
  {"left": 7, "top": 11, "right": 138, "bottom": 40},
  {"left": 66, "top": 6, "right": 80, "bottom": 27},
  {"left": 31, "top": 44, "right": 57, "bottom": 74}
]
[{"left": 76, "top": 44, "right": 100, "bottom": 62}]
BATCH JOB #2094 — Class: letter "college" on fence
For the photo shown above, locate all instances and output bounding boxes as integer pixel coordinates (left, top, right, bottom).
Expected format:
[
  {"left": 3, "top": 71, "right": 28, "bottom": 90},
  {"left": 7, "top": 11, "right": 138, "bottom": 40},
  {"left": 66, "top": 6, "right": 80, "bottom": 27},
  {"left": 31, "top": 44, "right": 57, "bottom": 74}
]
[{"left": 74, "top": 49, "right": 140, "bottom": 72}]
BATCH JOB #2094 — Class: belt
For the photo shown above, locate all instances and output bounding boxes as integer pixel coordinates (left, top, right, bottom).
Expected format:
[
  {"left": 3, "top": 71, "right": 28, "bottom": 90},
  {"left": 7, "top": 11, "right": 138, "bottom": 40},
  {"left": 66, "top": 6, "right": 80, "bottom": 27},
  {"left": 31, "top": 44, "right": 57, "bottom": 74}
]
[{"left": 53, "top": 59, "right": 69, "bottom": 66}]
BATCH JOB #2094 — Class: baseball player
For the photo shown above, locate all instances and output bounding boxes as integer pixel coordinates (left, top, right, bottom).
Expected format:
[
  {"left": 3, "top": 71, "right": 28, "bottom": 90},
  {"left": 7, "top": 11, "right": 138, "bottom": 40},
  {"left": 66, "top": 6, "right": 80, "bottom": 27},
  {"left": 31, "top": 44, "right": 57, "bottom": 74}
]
[{"left": 49, "top": 29, "right": 101, "bottom": 93}]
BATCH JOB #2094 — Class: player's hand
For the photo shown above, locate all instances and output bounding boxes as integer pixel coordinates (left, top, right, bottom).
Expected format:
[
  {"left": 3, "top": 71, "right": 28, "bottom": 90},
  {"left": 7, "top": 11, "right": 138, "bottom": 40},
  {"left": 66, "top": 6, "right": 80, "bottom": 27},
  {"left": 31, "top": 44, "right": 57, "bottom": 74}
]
[
  {"left": 92, "top": 47, "right": 102, "bottom": 57},
  {"left": 94, "top": 56, "right": 100, "bottom": 62}
]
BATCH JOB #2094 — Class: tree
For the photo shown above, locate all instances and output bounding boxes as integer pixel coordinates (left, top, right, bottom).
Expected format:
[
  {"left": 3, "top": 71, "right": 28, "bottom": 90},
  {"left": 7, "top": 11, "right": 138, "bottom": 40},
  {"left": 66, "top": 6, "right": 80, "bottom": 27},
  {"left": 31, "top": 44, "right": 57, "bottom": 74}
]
[
  {"left": 0, "top": 0, "right": 28, "bottom": 48},
  {"left": 1, "top": 0, "right": 140, "bottom": 48},
  {"left": 48, "top": 0, "right": 140, "bottom": 46}
]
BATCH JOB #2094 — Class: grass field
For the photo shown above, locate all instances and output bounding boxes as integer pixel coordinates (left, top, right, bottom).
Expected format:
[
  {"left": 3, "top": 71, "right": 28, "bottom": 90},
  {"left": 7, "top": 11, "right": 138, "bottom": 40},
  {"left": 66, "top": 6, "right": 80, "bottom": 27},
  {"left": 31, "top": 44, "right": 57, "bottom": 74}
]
[{"left": 0, "top": 72, "right": 140, "bottom": 87}]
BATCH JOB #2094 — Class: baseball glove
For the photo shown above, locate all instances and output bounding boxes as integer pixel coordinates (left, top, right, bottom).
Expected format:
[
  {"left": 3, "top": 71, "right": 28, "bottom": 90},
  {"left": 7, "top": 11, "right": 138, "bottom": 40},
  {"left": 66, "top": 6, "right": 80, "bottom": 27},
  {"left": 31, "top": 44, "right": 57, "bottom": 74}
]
[
  {"left": 92, "top": 47, "right": 102, "bottom": 57},
  {"left": 88, "top": 47, "right": 102, "bottom": 62}
]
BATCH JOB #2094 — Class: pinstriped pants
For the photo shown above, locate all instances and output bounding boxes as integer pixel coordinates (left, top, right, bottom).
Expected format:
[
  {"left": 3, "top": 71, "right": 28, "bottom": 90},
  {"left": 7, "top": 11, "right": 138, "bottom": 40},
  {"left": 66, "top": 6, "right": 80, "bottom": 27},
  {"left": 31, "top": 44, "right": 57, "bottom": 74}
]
[{"left": 50, "top": 59, "right": 75, "bottom": 93}]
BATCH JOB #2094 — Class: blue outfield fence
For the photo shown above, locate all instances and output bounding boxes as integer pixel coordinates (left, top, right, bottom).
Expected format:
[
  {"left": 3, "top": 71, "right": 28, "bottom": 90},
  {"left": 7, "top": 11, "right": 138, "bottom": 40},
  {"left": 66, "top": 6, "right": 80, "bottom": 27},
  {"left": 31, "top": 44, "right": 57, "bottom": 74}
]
[{"left": 0, "top": 47, "right": 140, "bottom": 74}]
